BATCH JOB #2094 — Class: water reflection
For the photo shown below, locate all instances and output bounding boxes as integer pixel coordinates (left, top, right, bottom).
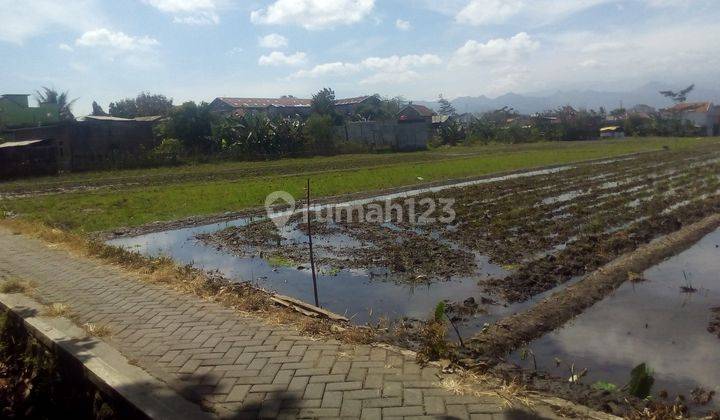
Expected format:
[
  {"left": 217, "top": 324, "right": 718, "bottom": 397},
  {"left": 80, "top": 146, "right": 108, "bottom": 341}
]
[{"left": 510, "top": 228, "right": 720, "bottom": 408}]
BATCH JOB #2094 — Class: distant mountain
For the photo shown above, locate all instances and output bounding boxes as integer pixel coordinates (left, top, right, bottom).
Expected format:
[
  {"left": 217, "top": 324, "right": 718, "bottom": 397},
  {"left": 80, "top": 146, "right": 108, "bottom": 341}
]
[{"left": 416, "top": 82, "right": 720, "bottom": 115}]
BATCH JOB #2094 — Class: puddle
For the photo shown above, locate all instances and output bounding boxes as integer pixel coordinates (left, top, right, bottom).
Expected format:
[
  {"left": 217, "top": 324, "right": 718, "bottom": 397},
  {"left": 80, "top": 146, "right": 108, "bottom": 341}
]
[{"left": 509, "top": 228, "right": 720, "bottom": 411}]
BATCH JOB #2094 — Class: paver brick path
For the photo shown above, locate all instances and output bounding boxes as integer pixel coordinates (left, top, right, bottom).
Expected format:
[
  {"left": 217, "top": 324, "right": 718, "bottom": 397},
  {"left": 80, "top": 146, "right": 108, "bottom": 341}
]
[{"left": 0, "top": 228, "right": 554, "bottom": 419}]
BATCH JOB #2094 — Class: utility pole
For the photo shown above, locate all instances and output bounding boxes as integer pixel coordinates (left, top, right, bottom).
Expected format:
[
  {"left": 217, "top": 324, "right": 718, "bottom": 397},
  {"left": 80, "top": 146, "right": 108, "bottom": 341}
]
[{"left": 306, "top": 179, "right": 320, "bottom": 307}]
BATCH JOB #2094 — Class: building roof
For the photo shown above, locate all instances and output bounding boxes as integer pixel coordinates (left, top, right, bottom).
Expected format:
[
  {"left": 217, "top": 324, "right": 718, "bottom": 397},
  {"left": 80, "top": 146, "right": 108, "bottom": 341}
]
[
  {"left": 83, "top": 115, "right": 163, "bottom": 122},
  {"left": 667, "top": 102, "right": 713, "bottom": 113},
  {"left": 216, "top": 97, "right": 312, "bottom": 108},
  {"left": 215, "top": 95, "right": 373, "bottom": 110},
  {"left": 600, "top": 126, "right": 623, "bottom": 132},
  {"left": 334, "top": 96, "right": 372, "bottom": 106},
  {"left": 0, "top": 139, "right": 49, "bottom": 149},
  {"left": 402, "top": 104, "right": 436, "bottom": 117}
]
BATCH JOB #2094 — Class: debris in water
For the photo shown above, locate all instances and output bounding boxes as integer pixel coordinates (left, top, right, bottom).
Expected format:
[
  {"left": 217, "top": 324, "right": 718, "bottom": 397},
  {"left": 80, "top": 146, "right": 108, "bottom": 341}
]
[{"left": 691, "top": 387, "right": 715, "bottom": 405}]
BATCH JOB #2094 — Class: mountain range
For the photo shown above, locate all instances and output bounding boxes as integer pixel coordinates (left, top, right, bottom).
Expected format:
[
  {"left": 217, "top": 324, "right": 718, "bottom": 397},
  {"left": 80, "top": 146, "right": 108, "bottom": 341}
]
[{"left": 417, "top": 82, "right": 720, "bottom": 115}]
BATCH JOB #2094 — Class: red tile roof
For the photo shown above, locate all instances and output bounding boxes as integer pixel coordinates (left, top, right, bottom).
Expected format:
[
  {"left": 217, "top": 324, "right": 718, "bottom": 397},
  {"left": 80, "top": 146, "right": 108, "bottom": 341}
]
[
  {"left": 216, "top": 95, "right": 373, "bottom": 109},
  {"left": 667, "top": 102, "right": 712, "bottom": 113},
  {"left": 405, "top": 104, "right": 435, "bottom": 117},
  {"left": 217, "top": 97, "right": 312, "bottom": 108},
  {"left": 334, "top": 96, "right": 372, "bottom": 106}
]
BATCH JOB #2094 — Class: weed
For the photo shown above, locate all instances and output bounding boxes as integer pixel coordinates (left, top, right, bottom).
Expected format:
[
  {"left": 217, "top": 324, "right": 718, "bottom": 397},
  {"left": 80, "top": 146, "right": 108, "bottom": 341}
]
[
  {"left": 592, "top": 381, "right": 618, "bottom": 392},
  {"left": 43, "top": 303, "right": 71, "bottom": 318},
  {"left": 0, "top": 278, "right": 35, "bottom": 295},
  {"left": 82, "top": 323, "right": 111, "bottom": 337},
  {"left": 267, "top": 255, "right": 295, "bottom": 268},
  {"left": 680, "top": 270, "right": 697, "bottom": 293},
  {"left": 626, "top": 363, "right": 654, "bottom": 399}
]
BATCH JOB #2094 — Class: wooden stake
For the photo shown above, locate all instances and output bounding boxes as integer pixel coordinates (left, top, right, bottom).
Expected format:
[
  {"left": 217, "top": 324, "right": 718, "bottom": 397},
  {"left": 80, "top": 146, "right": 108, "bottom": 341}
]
[{"left": 306, "top": 179, "right": 320, "bottom": 307}]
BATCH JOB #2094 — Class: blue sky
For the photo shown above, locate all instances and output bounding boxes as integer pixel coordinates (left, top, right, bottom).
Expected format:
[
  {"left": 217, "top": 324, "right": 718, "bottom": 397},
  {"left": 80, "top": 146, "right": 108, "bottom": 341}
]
[{"left": 1, "top": 0, "right": 719, "bottom": 115}]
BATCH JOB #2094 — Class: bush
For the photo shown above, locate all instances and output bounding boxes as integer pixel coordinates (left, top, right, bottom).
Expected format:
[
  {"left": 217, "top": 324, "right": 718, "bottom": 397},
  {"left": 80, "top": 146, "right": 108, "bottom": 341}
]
[
  {"left": 304, "top": 114, "right": 337, "bottom": 155},
  {"left": 152, "top": 138, "right": 184, "bottom": 164}
]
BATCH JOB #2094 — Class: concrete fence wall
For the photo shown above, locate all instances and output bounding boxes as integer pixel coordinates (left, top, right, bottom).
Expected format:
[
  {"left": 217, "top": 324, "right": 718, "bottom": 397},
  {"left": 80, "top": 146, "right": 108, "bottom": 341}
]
[{"left": 336, "top": 121, "right": 429, "bottom": 151}]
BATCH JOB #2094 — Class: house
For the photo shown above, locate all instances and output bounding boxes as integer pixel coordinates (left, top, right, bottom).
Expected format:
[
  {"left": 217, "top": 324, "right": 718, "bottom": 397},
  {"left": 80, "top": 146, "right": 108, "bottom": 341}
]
[
  {"left": 208, "top": 95, "right": 379, "bottom": 118},
  {"left": 663, "top": 102, "right": 719, "bottom": 136},
  {"left": 600, "top": 126, "right": 625, "bottom": 138},
  {"left": 1, "top": 115, "right": 162, "bottom": 176},
  {"left": 397, "top": 104, "right": 436, "bottom": 124},
  {"left": 0, "top": 138, "right": 58, "bottom": 178},
  {"left": 0, "top": 94, "right": 59, "bottom": 128}
]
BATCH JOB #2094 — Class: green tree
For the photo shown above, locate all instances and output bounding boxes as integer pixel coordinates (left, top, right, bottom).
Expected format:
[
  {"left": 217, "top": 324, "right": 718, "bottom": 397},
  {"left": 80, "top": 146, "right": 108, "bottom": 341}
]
[
  {"left": 660, "top": 84, "right": 694, "bottom": 104},
  {"left": 437, "top": 94, "right": 456, "bottom": 116},
  {"left": 311, "top": 88, "right": 338, "bottom": 119},
  {"left": 156, "top": 101, "right": 217, "bottom": 154},
  {"left": 108, "top": 98, "right": 138, "bottom": 118},
  {"left": 109, "top": 92, "right": 173, "bottom": 118},
  {"left": 304, "top": 114, "right": 336, "bottom": 155},
  {"left": 91, "top": 101, "right": 107, "bottom": 116},
  {"left": 34, "top": 87, "right": 77, "bottom": 121}
]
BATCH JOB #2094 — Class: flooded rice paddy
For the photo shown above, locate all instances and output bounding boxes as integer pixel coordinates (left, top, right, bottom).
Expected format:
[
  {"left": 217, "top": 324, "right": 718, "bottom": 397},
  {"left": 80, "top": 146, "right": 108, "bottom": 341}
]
[
  {"left": 510, "top": 227, "right": 720, "bottom": 411},
  {"left": 109, "top": 143, "right": 720, "bottom": 410}
]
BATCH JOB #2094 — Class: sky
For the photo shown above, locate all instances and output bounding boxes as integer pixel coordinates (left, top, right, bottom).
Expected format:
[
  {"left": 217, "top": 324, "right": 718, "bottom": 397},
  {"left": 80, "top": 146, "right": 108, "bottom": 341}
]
[{"left": 1, "top": 0, "right": 719, "bottom": 115}]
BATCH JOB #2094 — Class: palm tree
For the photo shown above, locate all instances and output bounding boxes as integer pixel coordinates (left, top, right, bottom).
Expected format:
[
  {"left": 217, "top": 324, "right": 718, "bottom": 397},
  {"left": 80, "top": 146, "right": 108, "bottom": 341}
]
[{"left": 34, "top": 87, "right": 78, "bottom": 121}]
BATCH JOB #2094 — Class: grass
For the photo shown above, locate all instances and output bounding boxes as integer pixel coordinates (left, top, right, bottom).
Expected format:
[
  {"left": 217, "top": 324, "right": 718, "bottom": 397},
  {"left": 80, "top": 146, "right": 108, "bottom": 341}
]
[
  {"left": 82, "top": 323, "right": 111, "bottom": 337},
  {"left": 0, "top": 278, "right": 35, "bottom": 294},
  {"left": 1, "top": 137, "right": 717, "bottom": 233},
  {"left": 42, "top": 303, "right": 71, "bottom": 318},
  {"left": 267, "top": 255, "right": 296, "bottom": 268}
]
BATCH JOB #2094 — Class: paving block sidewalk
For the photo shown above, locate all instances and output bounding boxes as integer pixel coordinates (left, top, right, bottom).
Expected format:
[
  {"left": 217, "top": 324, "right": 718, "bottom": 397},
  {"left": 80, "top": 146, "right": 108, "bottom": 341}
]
[{"left": 0, "top": 228, "right": 557, "bottom": 419}]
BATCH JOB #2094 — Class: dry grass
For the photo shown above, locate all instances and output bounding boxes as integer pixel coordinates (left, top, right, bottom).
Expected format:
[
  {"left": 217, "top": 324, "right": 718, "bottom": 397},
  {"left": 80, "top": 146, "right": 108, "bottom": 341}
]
[
  {"left": 43, "top": 303, "right": 71, "bottom": 317},
  {"left": 82, "top": 323, "right": 111, "bottom": 337},
  {"left": 436, "top": 371, "right": 535, "bottom": 409},
  {"left": 0, "top": 277, "right": 35, "bottom": 295}
]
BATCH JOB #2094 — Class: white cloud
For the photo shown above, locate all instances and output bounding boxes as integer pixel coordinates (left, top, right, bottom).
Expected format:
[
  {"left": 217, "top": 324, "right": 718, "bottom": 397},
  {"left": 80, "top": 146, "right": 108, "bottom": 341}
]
[
  {"left": 454, "top": 0, "right": 660, "bottom": 27},
  {"left": 58, "top": 43, "right": 74, "bottom": 52},
  {"left": 450, "top": 32, "right": 539, "bottom": 67},
  {"left": 395, "top": 19, "right": 411, "bottom": 30},
  {"left": 251, "top": 0, "right": 375, "bottom": 29},
  {"left": 259, "top": 33, "right": 288, "bottom": 49},
  {"left": 291, "top": 62, "right": 361, "bottom": 78},
  {"left": 0, "top": 0, "right": 103, "bottom": 44},
  {"left": 290, "top": 53, "right": 441, "bottom": 85},
  {"left": 258, "top": 51, "right": 308, "bottom": 66},
  {"left": 144, "top": 0, "right": 219, "bottom": 25},
  {"left": 361, "top": 54, "right": 442, "bottom": 71},
  {"left": 75, "top": 28, "right": 159, "bottom": 51},
  {"left": 456, "top": 0, "right": 523, "bottom": 25}
]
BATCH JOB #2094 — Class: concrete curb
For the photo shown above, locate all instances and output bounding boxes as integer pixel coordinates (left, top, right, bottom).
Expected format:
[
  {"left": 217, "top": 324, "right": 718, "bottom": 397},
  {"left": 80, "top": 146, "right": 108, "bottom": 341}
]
[{"left": 0, "top": 292, "right": 215, "bottom": 420}]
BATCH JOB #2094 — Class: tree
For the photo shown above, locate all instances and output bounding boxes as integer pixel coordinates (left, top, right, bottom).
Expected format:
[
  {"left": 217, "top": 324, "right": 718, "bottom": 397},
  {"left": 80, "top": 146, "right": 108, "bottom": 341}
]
[
  {"left": 109, "top": 92, "right": 173, "bottom": 118},
  {"left": 108, "top": 98, "right": 138, "bottom": 118},
  {"left": 91, "top": 101, "right": 107, "bottom": 116},
  {"left": 34, "top": 87, "right": 77, "bottom": 121},
  {"left": 156, "top": 101, "right": 217, "bottom": 154},
  {"left": 437, "top": 94, "right": 456, "bottom": 116},
  {"left": 304, "top": 114, "right": 336, "bottom": 155},
  {"left": 660, "top": 84, "right": 694, "bottom": 104},
  {"left": 310, "top": 88, "right": 337, "bottom": 118}
]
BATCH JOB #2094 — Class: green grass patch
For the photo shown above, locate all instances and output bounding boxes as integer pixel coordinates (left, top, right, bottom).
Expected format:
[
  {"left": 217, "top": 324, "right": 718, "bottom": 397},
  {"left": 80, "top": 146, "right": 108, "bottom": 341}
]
[
  {"left": 267, "top": 255, "right": 296, "bottom": 268},
  {"left": 2, "top": 137, "right": 717, "bottom": 233}
]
